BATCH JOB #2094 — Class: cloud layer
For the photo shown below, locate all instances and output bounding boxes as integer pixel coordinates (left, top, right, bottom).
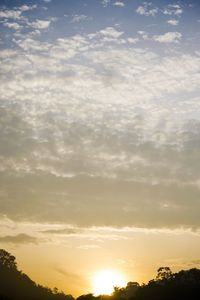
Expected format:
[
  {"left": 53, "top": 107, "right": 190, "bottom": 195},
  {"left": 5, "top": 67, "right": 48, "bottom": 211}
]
[{"left": 0, "top": 1, "right": 200, "bottom": 231}]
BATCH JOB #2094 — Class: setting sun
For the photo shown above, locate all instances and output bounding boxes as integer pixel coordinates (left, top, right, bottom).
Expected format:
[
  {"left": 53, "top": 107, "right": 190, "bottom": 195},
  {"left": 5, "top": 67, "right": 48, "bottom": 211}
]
[{"left": 93, "top": 270, "right": 126, "bottom": 296}]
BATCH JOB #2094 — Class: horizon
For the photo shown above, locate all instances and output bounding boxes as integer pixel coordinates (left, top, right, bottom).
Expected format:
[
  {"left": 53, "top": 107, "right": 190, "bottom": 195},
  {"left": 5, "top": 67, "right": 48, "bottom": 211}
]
[
  {"left": 0, "top": 0, "right": 200, "bottom": 297},
  {"left": 1, "top": 248, "right": 200, "bottom": 298}
]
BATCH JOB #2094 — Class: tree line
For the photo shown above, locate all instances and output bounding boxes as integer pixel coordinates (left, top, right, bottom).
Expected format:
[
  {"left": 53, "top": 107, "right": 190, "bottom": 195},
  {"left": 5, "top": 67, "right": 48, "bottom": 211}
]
[{"left": 1, "top": 249, "right": 200, "bottom": 300}]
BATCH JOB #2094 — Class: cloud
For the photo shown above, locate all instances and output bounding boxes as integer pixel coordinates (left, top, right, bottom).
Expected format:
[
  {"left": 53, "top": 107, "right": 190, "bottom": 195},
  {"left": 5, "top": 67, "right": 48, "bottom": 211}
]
[
  {"left": 19, "top": 4, "right": 37, "bottom": 12},
  {"left": 113, "top": 1, "right": 125, "bottom": 7},
  {"left": 136, "top": 3, "right": 183, "bottom": 18},
  {"left": 71, "top": 15, "right": 91, "bottom": 23},
  {"left": 0, "top": 5, "right": 37, "bottom": 20},
  {"left": 137, "top": 30, "right": 182, "bottom": 43},
  {"left": 167, "top": 19, "right": 179, "bottom": 26},
  {"left": 31, "top": 19, "right": 51, "bottom": 29},
  {"left": 49, "top": 35, "right": 88, "bottom": 60},
  {"left": 1, "top": 172, "right": 200, "bottom": 229},
  {"left": 87, "top": 27, "right": 124, "bottom": 45},
  {"left": 127, "top": 38, "right": 139, "bottom": 44},
  {"left": 0, "top": 233, "right": 38, "bottom": 244},
  {"left": 41, "top": 227, "right": 83, "bottom": 235},
  {"left": 101, "top": 0, "right": 110, "bottom": 7},
  {"left": 137, "top": 30, "right": 149, "bottom": 40},
  {"left": 0, "top": 10, "right": 22, "bottom": 20},
  {"left": 3, "top": 22, "right": 22, "bottom": 31},
  {"left": 163, "top": 4, "right": 183, "bottom": 16},
  {"left": 153, "top": 31, "right": 182, "bottom": 43},
  {"left": 99, "top": 26, "right": 124, "bottom": 38},
  {"left": 136, "top": 3, "right": 158, "bottom": 17},
  {"left": 0, "top": 25, "right": 200, "bottom": 230},
  {"left": 15, "top": 38, "right": 51, "bottom": 51},
  {"left": 0, "top": 49, "right": 17, "bottom": 58}
]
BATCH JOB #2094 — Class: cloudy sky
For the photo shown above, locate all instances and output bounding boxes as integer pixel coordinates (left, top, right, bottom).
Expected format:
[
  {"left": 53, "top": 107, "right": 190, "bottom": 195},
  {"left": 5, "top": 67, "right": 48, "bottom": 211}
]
[{"left": 0, "top": 0, "right": 200, "bottom": 296}]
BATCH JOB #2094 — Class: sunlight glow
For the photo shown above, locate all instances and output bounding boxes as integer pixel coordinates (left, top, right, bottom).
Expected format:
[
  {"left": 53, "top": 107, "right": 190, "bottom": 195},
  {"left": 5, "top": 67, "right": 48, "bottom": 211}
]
[{"left": 93, "top": 270, "right": 126, "bottom": 296}]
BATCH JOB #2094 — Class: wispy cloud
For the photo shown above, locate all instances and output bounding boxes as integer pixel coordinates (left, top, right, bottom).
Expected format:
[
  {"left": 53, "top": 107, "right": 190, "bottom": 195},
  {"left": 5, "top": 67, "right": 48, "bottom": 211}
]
[
  {"left": 167, "top": 19, "right": 179, "bottom": 26},
  {"left": 99, "top": 26, "right": 124, "bottom": 38},
  {"left": 0, "top": 4, "right": 37, "bottom": 20},
  {"left": 41, "top": 227, "right": 83, "bottom": 235},
  {"left": 3, "top": 22, "right": 23, "bottom": 31},
  {"left": 136, "top": 2, "right": 159, "bottom": 17},
  {"left": 31, "top": 19, "right": 51, "bottom": 29},
  {"left": 136, "top": 3, "right": 183, "bottom": 19},
  {"left": 163, "top": 4, "right": 183, "bottom": 16},
  {"left": 0, "top": 233, "right": 38, "bottom": 244},
  {"left": 113, "top": 1, "right": 125, "bottom": 7},
  {"left": 71, "top": 14, "right": 92, "bottom": 23},
  {"left": 153, "top": 31, "right": 182, "bottom": 43},
  {"left": 101, "top": 0, "right": 110, "bottom": 7},
  {"left": 18, "top": 4, "right": 37, "bottom": 12},
  {"left": 0, "top": 9, "right": 22, "bottom": 19}
]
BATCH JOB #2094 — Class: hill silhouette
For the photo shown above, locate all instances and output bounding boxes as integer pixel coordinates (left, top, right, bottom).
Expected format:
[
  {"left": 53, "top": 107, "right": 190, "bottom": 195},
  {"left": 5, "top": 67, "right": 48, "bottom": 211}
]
[
  {"left": 1, "top": 249, "right": 200, "bottom": 300},
  {"left": 0, "top": 249, "right": 74, "bottom": 300}
]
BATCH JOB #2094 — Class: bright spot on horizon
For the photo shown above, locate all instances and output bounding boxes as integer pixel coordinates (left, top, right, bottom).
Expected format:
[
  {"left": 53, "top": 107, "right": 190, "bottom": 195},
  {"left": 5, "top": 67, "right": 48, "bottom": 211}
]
[{"left": 93, "top": 270, "right": 126, "bottom": 296}]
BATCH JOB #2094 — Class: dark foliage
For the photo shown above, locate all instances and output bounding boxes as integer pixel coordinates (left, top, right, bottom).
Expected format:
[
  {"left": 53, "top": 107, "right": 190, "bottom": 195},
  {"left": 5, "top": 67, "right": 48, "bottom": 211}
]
[
  {"left": 0, "top": 249, "right": 74, "bottom": 300},
  {"left": 113, "top": 266, "right": 200, "bottom": 300},
  {"left": 133, "top": 267, "right": 200, "bottom": 300}
]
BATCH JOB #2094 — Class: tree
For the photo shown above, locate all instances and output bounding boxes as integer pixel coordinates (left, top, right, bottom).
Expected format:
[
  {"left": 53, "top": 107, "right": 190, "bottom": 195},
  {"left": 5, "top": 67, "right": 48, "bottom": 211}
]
[
  {"left": 156, "top": 267, "right": 173, "bottom": 281},
  {"left": 125, "top": 282, "right": 140, "bottom": 299},
  {"left": 77, "top": 293, "right": 96, "bottom": 300},
  {"left": 0, "top": 249, "right": 17, "bottom": 270}
]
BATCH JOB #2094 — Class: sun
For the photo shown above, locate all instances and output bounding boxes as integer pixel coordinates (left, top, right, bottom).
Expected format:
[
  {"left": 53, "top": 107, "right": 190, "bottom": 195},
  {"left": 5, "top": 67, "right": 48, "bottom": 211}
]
[{"left": 93, "top": 270, "right": 126, "bottom": 296}]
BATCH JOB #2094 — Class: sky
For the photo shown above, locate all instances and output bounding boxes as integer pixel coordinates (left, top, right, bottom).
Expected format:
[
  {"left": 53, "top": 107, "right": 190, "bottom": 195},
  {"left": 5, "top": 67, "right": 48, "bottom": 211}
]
[{"left": 0, "top": 0, "right": 200, "bottom": 296}]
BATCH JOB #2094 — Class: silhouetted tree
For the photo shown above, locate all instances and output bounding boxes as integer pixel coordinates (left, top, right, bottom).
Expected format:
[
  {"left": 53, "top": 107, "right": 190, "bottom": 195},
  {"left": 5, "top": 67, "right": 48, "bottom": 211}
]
[
  {"left": 156, "top": 267, "right": 173, "bottom": 281},
  {"left": 112, "top": 282, "right": 140, "bottom": 300},
  {"left": 77, "top": 294, "right": 96, "bottom": 300},
  {"left": 0, "top": 249, "right": 74, "bottom": 300},
  {"left": 0, "top": 249, "right": 17, "bottom": 270}
]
